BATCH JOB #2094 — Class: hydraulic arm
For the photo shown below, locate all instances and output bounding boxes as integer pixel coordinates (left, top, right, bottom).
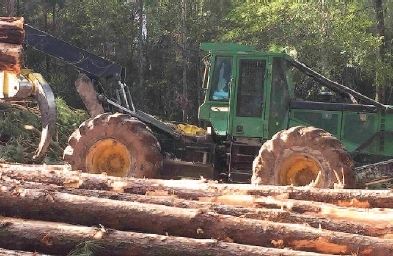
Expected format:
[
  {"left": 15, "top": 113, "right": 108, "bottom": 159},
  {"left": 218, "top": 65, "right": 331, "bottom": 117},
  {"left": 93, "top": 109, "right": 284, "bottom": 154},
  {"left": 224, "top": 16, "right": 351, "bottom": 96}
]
[
  {"left": 24, "top": 24, "right": 124, "bottom": 81},
  {"left": 24, "top": 24, "right": 180, "bottom": 139}
]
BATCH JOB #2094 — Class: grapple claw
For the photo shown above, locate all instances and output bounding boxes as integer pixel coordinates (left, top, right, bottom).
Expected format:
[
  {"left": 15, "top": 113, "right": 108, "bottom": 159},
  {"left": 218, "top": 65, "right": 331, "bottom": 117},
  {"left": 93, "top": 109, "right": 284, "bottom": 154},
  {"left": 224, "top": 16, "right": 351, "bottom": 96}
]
[{"left": 28, "top": 73, "right": 56, "bottom": 160}]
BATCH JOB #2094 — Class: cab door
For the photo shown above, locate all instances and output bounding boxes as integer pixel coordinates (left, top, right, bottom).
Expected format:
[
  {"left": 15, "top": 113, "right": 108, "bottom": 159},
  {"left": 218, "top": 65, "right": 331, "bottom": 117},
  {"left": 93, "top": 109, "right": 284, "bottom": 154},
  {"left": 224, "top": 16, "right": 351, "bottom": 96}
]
[{"left": 229, "top": 57, "right": 269, "bottom": 138}]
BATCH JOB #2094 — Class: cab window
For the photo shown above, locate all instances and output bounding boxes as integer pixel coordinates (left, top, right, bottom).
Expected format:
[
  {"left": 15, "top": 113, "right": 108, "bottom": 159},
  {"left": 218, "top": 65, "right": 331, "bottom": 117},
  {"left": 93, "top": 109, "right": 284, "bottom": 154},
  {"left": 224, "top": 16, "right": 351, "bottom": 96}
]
[
  {"left": 210, "top": 56, "right": 232, "bottom": 101},
  {"left": 236, "top": 59, "right": 266, "bottom": 117}
]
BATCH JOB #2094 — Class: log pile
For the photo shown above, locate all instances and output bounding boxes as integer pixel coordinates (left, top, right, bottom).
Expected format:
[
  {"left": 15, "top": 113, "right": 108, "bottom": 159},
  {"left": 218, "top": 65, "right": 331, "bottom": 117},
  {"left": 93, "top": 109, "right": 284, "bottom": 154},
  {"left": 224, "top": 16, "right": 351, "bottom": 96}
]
[
  {"left": 0, "top": 163, "right": 393, "bottom": 255},
  {"left": 0, "top": 17, "right": 24, "bottom": 73}
]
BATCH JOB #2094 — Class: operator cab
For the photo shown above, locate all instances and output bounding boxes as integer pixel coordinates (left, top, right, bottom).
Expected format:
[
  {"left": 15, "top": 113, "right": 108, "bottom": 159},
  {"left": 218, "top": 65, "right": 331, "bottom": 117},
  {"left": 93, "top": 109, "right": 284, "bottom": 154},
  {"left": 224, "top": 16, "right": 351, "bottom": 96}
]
[
  {"left": 199, "top": 43, "right": 384, "bottom": 183},
  {"left": 199, "top": 43, "right": 288, "bottom": 140}
]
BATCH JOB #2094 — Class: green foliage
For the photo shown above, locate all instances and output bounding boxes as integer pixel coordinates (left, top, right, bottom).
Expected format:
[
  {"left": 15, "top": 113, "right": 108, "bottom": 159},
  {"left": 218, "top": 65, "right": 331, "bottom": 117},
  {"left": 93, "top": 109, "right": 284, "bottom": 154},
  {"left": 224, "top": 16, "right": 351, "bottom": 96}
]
[
  {"left": 0, "top": 103, "right": 41, "bottom": 163},
  {"left": 0, "top": 99, "right": 87, "bottom": 164},
  {"left": 56, "top": 98, "right": 89, "bottom": 147},
  {"left": 68, "top": 240, "right": 104, "bottom": 256},
  {"left": 1, "top": 0, "right": 393, "bottom": 123},
  {"left": 223, "top": 1, "right": 379, "bottom": 75}
]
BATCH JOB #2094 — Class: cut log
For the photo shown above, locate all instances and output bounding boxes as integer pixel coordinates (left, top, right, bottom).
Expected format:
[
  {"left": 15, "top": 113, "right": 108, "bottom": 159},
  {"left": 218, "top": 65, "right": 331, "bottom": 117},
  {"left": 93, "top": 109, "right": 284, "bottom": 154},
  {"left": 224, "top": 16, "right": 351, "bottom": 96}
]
[
  {"left": 33, "top": 186, "right": 393, "bottom": 237},
  {"left": 0, "top": 248, "right": 50, "bottom": 256},
  {"left": 4, "top": 179, "right": 392, "bottom": 238},
  {"left": 205, "top": 194, "right": 393, "bottom": 225},
  {"left": 0, "top": 17, "right": 24, "bottom": 44},
  {"left": 74, "top": 73, "right": 104, "bottom": 117},
  {"left": 0, "top": 43, "right": 22, "bottom": 73},
  {"left": 0, "top": 217, "right": 338, "bottom": 256},
  {"left": 1, "top": 164, "right": 393, "bottom": 208},
  {"left": 253, "top": 195, "right": 393, "bottom": 224},
  {"left": 0, "top": 185, "right": 392, "bottom": 255}
]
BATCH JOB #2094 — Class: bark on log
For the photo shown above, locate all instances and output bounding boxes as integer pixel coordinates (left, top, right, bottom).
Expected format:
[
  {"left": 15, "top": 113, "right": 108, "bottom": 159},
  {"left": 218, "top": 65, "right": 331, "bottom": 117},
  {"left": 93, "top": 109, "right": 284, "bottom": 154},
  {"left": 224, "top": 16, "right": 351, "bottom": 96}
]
[
  {"left": 253, "top": 195, "right": 393, "bottom": 225},
  {"left": 4, "top": 179, "right": 392, "bottom": 238},
  {"left": 0, "top": 17, "right": 24, "bottom": 44},
  {"left": 0, "top": 248, "right": 50, "bottom": 256},
  {"left": 0, "top": 43, "right": 22, "bottom": 73},
  {"left": 0, "top": 186, "right": 391, "bottom": 255},
  {"left": 1, "top": 164, "right": 393, "bottom": 208},
  {"left": 0, "top": 217, "right": 337, "bottom": 256},
  {"left": 75, "top": 73, "right": 104, "bottom": 117}
]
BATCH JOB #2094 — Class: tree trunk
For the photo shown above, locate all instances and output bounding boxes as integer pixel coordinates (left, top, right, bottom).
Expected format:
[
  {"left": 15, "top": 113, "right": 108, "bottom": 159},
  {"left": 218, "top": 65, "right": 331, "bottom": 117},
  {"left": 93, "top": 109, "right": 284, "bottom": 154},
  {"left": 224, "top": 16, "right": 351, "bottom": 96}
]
[
  {"left": 137, "top": 0, "right": 144, "bottom": 96},
  {"left": 3, "top": 178, "right": 391, "bottom": 238},
  {"left": 181, "top": 0, "right": 188, "bottom": 122},
  {"left": 1, "top": 164, "right": 393, "bottom": 208},
  {"left": 0, "top": 186, "right": 392, "bottom": 255},
  {"left": 0, "top": 17, "right": 24, "bottom": 44},
  {"left": 4, "top": 0, "right": 16, "bottom": 16},
  {"left": 0, "top": 217, "right": 337, "bottom": 256},
  {"left": 0, "top": 43, "right": 22, "bottom": 73},
  {"left": 374, "top": 0, "right": 386, "bottom": 103},
  {"left": 75, "top": 73, "right": 105, "bottom": 117}
]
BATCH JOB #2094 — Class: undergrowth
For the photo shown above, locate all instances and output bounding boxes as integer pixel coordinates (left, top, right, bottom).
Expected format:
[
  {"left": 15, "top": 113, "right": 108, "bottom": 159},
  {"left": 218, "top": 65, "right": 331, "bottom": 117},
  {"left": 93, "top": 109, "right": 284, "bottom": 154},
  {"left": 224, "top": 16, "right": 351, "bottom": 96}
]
[
  {"left": 67, "top": 240, "right": 104, "bottom": 256},
  {"left": 0, "top": 98, "right": 88, "bottom": 164}
]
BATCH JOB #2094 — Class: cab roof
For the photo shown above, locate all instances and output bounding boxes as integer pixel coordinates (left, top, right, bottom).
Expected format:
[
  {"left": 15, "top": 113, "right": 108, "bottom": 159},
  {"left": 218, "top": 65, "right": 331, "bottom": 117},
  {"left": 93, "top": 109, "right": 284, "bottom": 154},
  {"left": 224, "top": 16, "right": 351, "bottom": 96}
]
[{"left": 200, "top": 42, "right": 289, "bottom": 58}]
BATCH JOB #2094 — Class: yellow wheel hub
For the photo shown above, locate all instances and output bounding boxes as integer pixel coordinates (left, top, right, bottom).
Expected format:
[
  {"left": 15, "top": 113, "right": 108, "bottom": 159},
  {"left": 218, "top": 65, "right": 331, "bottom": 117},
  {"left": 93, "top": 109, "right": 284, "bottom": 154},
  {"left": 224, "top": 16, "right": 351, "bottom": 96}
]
[
  {"left": 86, "top": 139, "right": 131, "bottom": 177},
  {"left": 279, "top": 154, "right": 320, "bottom": 186}
]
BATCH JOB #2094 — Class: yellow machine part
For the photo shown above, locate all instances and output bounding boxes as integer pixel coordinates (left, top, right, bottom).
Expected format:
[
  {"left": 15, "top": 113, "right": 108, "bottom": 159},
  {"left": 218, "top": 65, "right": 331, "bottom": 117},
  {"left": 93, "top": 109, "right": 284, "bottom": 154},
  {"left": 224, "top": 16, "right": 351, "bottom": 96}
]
[
  {"left": 279, "top": 154, "right": 320, "bottom": 186},
  {"left": 0, "top": 71, "right": 21, "bottom": 98},
  {"left": 86, "top": 138, "right": 132, "bottom": 177},
  {"left": 176, "top": 123, "right": 206, "bottom": 136}
]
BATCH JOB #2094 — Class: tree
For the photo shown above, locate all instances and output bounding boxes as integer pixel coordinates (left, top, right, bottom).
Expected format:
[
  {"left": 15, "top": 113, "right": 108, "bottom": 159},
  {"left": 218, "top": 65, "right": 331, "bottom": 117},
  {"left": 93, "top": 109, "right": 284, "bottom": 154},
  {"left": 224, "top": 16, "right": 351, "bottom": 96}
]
[
  {"left": 5, "top": 0, "right": 393, "bottom": 121},
  {"left": 222, "top": 1, "right": 381, "bottom": 100},
  {"left": 374, "top": 0, "right": 387, "bottom": 103},
  {"left": 5, "top": 0, "right": 16, "bottom": 16}
]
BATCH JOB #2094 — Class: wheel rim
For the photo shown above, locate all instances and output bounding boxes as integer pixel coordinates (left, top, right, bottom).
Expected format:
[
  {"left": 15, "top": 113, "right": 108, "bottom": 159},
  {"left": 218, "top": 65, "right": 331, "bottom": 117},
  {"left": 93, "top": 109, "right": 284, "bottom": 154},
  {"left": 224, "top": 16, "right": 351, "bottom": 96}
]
[
  {"left": 278, "top": 154, "right": 321, "bottom": 186},
  {"left": 86, "top": 138, "right": 132, "bottom": 177}
]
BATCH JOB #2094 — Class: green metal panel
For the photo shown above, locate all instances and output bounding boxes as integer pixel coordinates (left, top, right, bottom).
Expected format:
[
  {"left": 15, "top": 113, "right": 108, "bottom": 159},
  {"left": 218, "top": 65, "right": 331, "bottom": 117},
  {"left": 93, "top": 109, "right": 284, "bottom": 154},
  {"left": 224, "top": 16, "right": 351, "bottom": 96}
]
[
  {"left": 289, "top": 109, "right": 342, "bottom": 138},
  {"left": 198, "top": 102, "right": 229, "bottom": 136},
  {"left": 228, "top": 56, "right": 270, "bottom": 138},
  {"left": 341, "top": 112, "right": 379, "bottom": 152},
  {"left": 369, "top": 132, "right": 393, "bottom": 156},
  {"left": 380, "top": 113, "right": 393, "bottom": 155},
  {"left": 383, "top": 113, "right": 393, "bottom": 131},
  {"left": 268, "top": 57, "right": 290, "bottom": 137},
  {"left": 198, "top": 54, "right": 233, "bottom": 136}
]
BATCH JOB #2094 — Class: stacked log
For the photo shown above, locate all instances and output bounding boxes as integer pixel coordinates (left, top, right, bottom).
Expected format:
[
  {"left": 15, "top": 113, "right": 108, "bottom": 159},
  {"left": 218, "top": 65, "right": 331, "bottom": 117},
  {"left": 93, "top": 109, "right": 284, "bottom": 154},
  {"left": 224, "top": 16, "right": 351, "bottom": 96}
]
[
  {"left": 0, "top": 17, "right": 24, "bottom": 73},
  {"left": 0, "top": 164, "right": 393, "bottom": 255}
]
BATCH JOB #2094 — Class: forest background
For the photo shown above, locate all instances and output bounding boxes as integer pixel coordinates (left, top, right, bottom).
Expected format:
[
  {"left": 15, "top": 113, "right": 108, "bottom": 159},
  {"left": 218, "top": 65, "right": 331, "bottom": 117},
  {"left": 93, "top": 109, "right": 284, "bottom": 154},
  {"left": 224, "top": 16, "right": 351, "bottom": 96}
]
[{"left": 1, "top": 0, "right": 393, "bottom": 125}]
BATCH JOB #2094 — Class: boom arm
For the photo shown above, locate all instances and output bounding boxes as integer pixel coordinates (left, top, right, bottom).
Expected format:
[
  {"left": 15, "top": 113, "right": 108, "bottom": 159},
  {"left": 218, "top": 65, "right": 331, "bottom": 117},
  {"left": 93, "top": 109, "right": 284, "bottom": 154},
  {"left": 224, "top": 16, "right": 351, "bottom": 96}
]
[
  {"left": 25, "top": 24, "right": 181, "bottom": 139},
  {"left": 25, "top": 24, "right": 125, "bottom": 81},
  {"left": 288, "top": 58, "right": 387, "bottom": 110}
]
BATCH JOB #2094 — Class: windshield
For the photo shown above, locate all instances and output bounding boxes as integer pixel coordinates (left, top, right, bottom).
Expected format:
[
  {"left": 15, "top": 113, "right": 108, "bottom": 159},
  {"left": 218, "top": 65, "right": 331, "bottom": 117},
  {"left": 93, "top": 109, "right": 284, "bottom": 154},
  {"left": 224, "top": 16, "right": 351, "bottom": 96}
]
[{"left": 209, "top": 56, "right": 232, "bottom": 101}]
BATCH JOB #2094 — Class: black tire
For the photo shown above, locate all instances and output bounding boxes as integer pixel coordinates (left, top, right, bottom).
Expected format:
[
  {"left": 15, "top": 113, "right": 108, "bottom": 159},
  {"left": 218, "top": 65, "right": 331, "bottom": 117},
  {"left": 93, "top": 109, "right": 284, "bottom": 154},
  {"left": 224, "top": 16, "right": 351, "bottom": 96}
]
[
  {"left": 63, "top": 113, "right": 162, "bottom": 178},
  {"left": 251, "top": 126, "right": 355, "bottom": 188}
]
